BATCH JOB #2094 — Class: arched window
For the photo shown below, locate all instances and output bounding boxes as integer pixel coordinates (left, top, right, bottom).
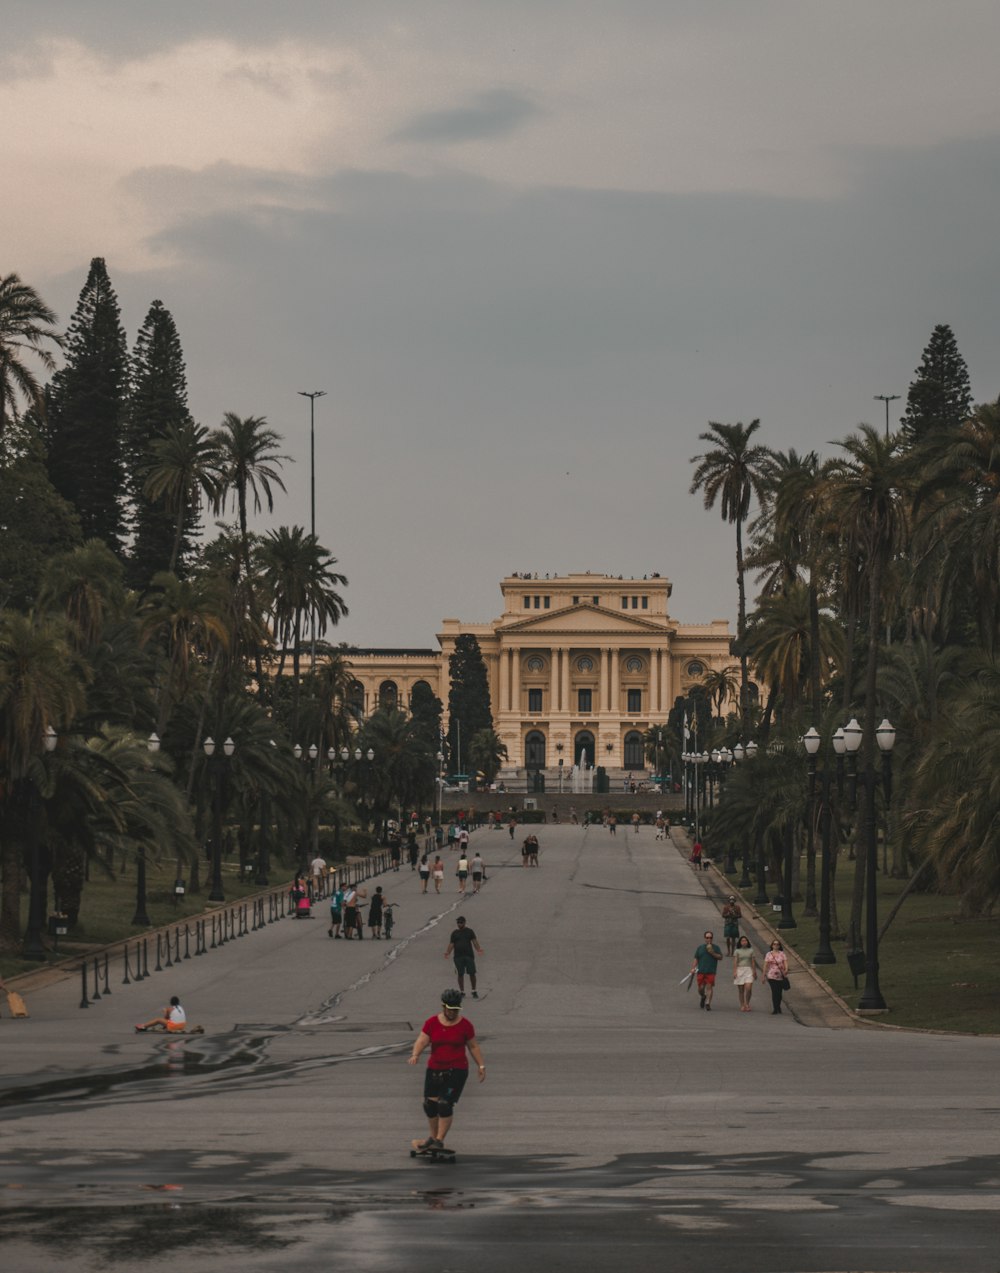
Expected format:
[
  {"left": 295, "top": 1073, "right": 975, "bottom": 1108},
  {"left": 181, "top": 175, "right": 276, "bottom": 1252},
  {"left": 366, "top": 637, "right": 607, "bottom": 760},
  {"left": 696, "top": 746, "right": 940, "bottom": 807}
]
[
  {"left": 574, "top": 731, "right": 595, "bottom": 768},
  {"left": 378, "top": 680, "right": 398, "bottom": 710},
  {"left": 624, "top": 730, "right": 644, "bottom": 768},
  {"left": 524, "top": 730, "right": 546, "bottom": 769},
  {"left": 347, "top": 681, "right": 365, "bottom": 719}
]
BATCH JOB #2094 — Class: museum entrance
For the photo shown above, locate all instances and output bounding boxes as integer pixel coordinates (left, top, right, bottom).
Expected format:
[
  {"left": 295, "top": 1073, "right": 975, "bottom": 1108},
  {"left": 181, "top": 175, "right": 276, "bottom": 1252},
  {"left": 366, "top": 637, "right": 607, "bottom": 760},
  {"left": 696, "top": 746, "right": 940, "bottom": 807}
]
[
  {"left": 525, "top": 730, "right": 546, "bottom": 769},
  {"left": 574, "top": 731, "right": 595, "bottom": 767}
]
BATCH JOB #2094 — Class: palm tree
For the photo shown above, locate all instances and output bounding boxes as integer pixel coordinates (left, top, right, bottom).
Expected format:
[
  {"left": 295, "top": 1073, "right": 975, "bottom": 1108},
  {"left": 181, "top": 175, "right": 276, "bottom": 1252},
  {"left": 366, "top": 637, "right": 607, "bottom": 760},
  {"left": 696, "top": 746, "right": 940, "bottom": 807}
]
[
  {"left": 904, "top": 659, "right": 1000, "bottom": 915},
  {"left": 38, "top": 539, "right": 126, "bottom": 651},
  {"left": 468, "top": 728, "right": 508, "bottom": 786},
  {"left": 743, "top": 585, "right": 844, "bottom": 726},
  {"left": 824, "top": 424, "right": 907, "bottom": 991},
  {"left": 700, "top": 665, "right": 741, "bottom": 725},
  {"left": 0, "top": 610, "right": 89, "bottom": 952},
  {"left": 0, "top": 273, "right": 61, "bottom": 440},
  {"left": 690, "top": 420, "right": 771, "bottom": 732},
  {"left": 259, "top": 526, "right": 349, "bottom": 685},
  {"left": 138, "top": 571, "right": 232, "bottom": 734},
  {"left": 143, "top": 421, "right": 223, "bottom": 574},
  {"left": 213, "top": 413, "right": 289, "bottom": 697}
]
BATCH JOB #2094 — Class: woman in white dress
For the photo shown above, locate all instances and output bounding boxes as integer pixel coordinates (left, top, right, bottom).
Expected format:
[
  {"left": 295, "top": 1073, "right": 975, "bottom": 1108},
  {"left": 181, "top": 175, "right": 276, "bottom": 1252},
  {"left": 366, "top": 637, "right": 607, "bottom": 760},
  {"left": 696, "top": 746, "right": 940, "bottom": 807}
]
[{"left": 732, "top": 935, "right": 759, "bottom": 1012}]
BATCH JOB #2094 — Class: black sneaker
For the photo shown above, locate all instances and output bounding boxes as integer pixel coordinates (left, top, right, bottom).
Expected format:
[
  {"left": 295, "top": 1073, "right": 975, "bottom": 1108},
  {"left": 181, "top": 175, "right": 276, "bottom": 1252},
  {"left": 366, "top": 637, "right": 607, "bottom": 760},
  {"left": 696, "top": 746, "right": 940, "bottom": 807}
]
[{"left": 471, "top": 991, "right": 479, "bottom": 999}]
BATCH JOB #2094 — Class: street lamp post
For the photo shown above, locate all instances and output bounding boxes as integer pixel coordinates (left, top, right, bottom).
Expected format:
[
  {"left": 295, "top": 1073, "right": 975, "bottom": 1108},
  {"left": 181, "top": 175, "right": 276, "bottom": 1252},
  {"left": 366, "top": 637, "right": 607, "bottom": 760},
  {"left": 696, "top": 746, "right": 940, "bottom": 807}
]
[
  {"left": 874, "top": 393, "right": 900, "bottom": 440},
  {"left": 842, "top": 715, "right": 895, "bottom": 1010},
  {"left": 24, "top": 725, "right": 59, "bottom": 959},
  {"left": 204, "top": 735, "right": 236, "bottom": 903},
  {"left": 131, "top": 732, "right": 159, "bottom": 926},
  {"left": 802, "top": 725, "right": 846, "bottom": 964},
  {"left": 297, "top": 389, "right": 326, "bottom": 671},
  {"left": 436, "top": 750, "right": 445, "bottom": 826}
]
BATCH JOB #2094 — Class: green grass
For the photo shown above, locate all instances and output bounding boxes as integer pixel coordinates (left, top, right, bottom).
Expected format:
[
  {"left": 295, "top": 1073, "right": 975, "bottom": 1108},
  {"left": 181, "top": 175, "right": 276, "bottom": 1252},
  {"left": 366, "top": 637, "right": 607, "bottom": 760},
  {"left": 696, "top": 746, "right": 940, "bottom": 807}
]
[
  {"left": 3, "top": 852, "right": 308, "bottom": 981},
  {"left": 727, "top": 863, "right": 1000, "bottom": 1035}
]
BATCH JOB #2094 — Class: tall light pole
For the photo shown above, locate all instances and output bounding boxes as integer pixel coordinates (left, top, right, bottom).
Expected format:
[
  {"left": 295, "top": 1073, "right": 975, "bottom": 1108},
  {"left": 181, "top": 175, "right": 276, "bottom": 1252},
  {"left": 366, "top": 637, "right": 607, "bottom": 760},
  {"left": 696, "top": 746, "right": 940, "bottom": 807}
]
[
  {"left": 298, "top": 390, "right": 326, "bottom": 671},
  {"left": 874, "top": 393, "right": 900, "bottom": 439},
  {"left": 436, "top": 750, "right": 445, "bottom": 825},
  {"left": 204, "top": 735, "right": 236, "bottom": 902},
  {"left": 132, "top": 732, "right": 160, "bottom": 926}
]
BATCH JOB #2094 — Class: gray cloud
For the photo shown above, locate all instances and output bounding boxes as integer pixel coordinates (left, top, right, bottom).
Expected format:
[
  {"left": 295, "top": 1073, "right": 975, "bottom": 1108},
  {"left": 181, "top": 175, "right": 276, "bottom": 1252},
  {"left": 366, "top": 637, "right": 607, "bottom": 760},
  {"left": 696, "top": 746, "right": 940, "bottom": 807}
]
[
  {"left": 390, "top": 88, "right": 544, "bottom": 146},
  {"left": 61, "top": 129, "right": 999, "bottom": 647}
]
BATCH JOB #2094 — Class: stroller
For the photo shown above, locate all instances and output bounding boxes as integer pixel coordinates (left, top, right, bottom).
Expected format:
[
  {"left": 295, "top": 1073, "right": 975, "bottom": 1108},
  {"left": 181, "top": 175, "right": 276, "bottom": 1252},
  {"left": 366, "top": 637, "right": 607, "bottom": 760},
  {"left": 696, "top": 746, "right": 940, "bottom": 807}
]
[{"left": 383, "top": 903, "right": 398, "bottom": 940}]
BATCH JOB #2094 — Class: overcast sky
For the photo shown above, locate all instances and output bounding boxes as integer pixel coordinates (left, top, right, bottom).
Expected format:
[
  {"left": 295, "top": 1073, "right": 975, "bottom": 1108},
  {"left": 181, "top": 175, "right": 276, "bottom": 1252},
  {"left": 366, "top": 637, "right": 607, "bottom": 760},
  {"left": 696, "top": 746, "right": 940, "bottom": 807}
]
[{"left": 6, "top": 2, "right": 1000, "bottom": 646}]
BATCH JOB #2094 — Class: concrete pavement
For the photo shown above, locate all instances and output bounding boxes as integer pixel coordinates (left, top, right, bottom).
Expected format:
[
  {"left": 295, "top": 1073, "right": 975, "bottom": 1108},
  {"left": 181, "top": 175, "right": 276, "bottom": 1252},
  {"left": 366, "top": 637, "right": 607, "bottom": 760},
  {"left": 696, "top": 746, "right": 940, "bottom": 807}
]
[{"left": 1, "top": 821, "right": 998, "bottom": 1272}]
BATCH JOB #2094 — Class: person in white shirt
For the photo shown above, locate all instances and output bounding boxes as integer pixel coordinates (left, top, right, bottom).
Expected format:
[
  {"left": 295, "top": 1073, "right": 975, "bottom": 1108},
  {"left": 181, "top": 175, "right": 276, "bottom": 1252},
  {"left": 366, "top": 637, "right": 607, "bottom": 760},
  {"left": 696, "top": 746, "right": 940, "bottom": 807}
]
[
  {"left": 136, "top": 996, "right": 187, "bottom": 1033},
  {"left": 309, "top": 855, "right": 327, "bottom": 898}
]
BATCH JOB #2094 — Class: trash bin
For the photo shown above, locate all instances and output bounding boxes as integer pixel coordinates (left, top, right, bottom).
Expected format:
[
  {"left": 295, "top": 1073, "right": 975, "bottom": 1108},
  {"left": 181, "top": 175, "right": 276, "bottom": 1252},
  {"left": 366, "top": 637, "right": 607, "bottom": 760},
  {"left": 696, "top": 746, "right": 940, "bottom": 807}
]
[{"left": 47, "top": 914, "right": 68, "bottom": 937}]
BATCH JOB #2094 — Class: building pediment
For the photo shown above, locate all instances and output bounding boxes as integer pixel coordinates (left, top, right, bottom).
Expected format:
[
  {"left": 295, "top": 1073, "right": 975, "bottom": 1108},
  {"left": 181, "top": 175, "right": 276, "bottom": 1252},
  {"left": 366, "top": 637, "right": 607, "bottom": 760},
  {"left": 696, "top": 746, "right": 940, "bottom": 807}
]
[{"left": 501, "top": 604, "right": 670, "bottom": 637}]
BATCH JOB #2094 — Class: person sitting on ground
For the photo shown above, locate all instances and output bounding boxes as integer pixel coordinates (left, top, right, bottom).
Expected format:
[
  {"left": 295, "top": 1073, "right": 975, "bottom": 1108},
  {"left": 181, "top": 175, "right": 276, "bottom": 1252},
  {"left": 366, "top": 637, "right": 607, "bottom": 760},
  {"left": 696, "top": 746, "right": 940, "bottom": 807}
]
[{"left": 136, "top": 996, "right": 186, "bottom": 1033}]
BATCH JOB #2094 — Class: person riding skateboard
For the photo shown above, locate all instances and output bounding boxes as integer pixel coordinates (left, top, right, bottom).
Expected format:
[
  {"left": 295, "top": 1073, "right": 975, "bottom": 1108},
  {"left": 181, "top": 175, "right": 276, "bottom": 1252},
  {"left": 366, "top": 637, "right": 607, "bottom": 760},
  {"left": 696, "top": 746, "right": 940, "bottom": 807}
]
[{"left": 407, "top": 988, "right": 486, "bottom": 1155}]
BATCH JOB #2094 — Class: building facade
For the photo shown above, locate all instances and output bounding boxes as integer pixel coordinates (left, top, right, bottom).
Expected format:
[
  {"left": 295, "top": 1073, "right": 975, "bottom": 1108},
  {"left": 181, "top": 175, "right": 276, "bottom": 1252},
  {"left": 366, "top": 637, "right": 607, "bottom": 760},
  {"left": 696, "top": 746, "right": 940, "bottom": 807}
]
[{"left": 344, "top": 573, "right": 733, "bottom": 772}]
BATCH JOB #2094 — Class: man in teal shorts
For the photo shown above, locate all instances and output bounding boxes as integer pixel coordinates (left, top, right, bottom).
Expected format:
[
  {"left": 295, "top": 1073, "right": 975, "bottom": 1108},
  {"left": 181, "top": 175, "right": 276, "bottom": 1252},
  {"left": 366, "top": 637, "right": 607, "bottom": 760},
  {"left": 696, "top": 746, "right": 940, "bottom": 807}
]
[{"left": 690, "top": 930, "right": 723, "bottom": 1011}]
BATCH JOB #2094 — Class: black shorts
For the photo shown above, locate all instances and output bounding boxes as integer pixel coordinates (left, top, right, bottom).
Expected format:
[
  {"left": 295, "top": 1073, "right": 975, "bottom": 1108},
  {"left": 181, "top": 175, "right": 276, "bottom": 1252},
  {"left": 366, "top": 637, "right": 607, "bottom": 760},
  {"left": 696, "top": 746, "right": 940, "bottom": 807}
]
[{"left": 424, "top": 1067, "right": 469, "bottom": 1107}]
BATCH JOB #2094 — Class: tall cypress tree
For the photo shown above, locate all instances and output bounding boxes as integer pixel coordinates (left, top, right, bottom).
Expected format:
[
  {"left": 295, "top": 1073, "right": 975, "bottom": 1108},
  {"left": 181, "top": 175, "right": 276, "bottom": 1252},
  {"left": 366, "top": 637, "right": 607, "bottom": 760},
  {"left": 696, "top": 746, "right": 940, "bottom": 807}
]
[
  {"left": 899, "top": 323, "right": 973, "bottom": 447},
  {"left": 446, "top": 634, "right": 493, "bottom": 773},
  {"left": 45, "top": 258, "right": 128, "bottom": 553},
  {"left": 126, "top": 300, "right": 199, "bottom": 584}
]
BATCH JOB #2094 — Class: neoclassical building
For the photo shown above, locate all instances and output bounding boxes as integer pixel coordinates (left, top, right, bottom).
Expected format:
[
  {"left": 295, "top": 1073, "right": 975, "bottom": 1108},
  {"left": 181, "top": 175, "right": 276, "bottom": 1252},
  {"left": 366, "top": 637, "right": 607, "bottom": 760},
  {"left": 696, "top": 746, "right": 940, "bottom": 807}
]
[{"left": 344, "top": 573, "right": 733, "bottom": 773}]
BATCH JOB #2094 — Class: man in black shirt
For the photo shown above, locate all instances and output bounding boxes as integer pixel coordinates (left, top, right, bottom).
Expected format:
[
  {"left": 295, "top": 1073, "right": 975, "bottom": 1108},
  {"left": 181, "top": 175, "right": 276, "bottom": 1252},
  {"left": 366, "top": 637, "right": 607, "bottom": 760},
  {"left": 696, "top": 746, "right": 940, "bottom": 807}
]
[{"left": 445, "top": 917, "right": 484, "bottom": 999}]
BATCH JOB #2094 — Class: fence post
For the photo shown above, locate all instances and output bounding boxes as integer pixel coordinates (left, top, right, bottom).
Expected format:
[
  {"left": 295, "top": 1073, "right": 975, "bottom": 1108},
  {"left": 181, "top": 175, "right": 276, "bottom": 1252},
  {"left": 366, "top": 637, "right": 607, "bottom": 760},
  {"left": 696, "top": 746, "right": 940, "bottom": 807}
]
[
  {"left": 92, "top": 957, "right": 102, "bottom": 1001},
  {"left": 174, "top": 927, "right": 181, "bottom": 962},
  {"left": 141, "top": 938, "right": 149, "bottom": 979},
  {"left": 122, "top": 944, "right": 132, "bottom": 985},
  {"left": 164, "top": 930, "right": 173, "bottom": 968},
  {"left": 80, "top": 962, "right": 90, "bottom": 1009},
  {"left": 102, "top": 953, "right": 111, "bottom": 996},
  {"left": 184, "top": 925, "right": 191, "bottom": 959},
  {"left": 156, "top": 933, "right": 164, "bottom": 972}
]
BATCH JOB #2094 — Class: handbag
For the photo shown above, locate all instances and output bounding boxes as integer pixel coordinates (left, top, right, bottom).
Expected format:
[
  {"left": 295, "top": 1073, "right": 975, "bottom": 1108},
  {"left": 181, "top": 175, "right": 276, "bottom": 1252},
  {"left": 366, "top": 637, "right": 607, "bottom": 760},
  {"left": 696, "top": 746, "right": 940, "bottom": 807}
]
[{"left": 780, "top": 976, "right": 791, "bottom": 991}]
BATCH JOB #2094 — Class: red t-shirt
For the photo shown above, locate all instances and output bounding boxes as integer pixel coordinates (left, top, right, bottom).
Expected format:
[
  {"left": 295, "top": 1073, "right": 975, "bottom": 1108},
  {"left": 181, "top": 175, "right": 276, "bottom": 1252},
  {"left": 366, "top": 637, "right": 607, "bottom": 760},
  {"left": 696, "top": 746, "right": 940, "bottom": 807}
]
[{"left": 422, "top": 1014, "right": 475, "bottom": 1070}]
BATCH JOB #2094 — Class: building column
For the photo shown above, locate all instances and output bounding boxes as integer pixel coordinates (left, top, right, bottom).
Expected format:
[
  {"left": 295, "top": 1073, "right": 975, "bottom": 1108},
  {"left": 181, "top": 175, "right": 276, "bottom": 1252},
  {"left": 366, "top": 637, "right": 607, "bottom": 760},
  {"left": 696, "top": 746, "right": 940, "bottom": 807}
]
[
  {"left": 611, "top": 649, "right": 621, "bottom": 714},
  {"left": 600, "top": 648, "right": 610, "bottom": 712},
  {"left": 650, "top": 648, "right": 659, "bottom": 717},
  {"left": 499, "top": 646, "right": 510, "bottom": 713},
  {"left": 511, "top": 648, "right": 521, "bottom": 717},
  {"left": 561, "top": 646, "right": 571, "bottom": 713}
]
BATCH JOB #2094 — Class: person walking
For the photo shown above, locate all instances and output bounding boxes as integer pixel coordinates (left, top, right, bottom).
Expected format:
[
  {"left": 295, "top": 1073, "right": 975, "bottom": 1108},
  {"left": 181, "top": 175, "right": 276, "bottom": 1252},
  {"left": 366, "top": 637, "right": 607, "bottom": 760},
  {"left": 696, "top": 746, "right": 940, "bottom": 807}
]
[
  {"left": 407, "top": 989, "right": 486, "bottom": 1154},
  {"left": 389, "top": 835, "right": 402, "bottom": 873},
  {"left": 690, "top": 930, "right": 723, "bottom": 1010},
  {"left": 732, "top": 935, "right": 759, "bottom": 1011},
  {"left": 569, "top": 805, "right": 578, "bottom": 825},
  {"left": 309, "top": 853, "right": 327, "bottom": 900},
  {"left": 722, "top": 895, "right": 743, "bottom": 955},
  {"left": 368, "top": 885, "right": 386, "bottom": 939},
  {"left": 608, "top": 814, "right": 617, "bottom": 836},
  {"left": 445, "top": 916, "right": 484, "bottom": 998},
  {"left": 408, "top": 832, "right": 419, "bottom": 871},
  {"left": 763, "top": 939, "right": 790, "bottom": 1014},
  {"left": 456, "top": 853, "right": 470, "bottom": 894},
  {"left": 458, "top": 825, "right": 470, "bottom": 855},
  {"left": 528, "top": 833, "right": 539, "bottom": 867},
  {"left": 631, "top": 811, "right": 641, "bottom": 834},
  {"left": 432, "top": 855, "right": 445, "bottom": 894},
  {"left": 654, "top": 813, "right": 666, "bottom": 841},
  {"left": 328, "top": 881, "right": 345, "bottom": 938},
  {"left": 419, "top": 853, "right": 431, "bottom": 894},
  {"left": 470, "top": 852, "right": 485, "bottom": 893},
  {"left": 508, "top": 819, "right": 517, "bottom": 840},
  {"left": 342, "top": 883, "right": 366, "bottom": 938}
]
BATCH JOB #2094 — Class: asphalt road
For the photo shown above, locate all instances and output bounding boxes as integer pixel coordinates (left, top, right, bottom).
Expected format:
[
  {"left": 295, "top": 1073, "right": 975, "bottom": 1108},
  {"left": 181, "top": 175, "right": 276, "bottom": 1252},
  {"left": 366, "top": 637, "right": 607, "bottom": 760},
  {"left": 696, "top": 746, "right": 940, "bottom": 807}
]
[{"left": 1, "top": 823, "right": 998, "bottom": 1272}]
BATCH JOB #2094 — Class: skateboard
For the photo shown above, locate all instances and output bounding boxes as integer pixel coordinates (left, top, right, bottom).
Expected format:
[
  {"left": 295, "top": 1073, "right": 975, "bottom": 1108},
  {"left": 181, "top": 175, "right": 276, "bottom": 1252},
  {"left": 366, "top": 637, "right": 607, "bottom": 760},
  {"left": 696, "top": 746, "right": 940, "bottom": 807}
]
[{"left": 410, "top": 1141, "right": 456, "bottom": 1162}]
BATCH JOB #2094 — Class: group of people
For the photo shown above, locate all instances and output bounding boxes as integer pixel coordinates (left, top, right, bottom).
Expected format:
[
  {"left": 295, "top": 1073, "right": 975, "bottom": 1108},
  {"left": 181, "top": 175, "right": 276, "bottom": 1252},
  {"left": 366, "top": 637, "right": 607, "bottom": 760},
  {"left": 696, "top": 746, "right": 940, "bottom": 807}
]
[
  {"left": 521, "top": 834, "right": 539, "bottom": 867},
  {"left": 691, "top": 902, "right": 791, "bottom": 1014},
  {"left": 327, "top": 883, "right": 397, "bottom": 940}
]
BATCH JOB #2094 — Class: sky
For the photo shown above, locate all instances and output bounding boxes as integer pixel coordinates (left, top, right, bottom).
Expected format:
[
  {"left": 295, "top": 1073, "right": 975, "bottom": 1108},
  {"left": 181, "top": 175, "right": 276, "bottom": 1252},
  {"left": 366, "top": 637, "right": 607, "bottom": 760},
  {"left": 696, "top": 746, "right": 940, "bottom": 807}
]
[{"left": 5, "top": 1, "right": 1000, "bottom": 647}]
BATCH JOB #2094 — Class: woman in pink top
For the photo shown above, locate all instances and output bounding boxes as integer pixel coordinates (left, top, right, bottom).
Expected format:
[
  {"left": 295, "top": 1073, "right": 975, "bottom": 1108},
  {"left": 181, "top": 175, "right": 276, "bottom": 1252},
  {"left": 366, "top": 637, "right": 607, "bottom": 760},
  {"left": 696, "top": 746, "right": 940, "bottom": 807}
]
[{"left": 763, "top": 939, "right": 789, "bottom": 1014}]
